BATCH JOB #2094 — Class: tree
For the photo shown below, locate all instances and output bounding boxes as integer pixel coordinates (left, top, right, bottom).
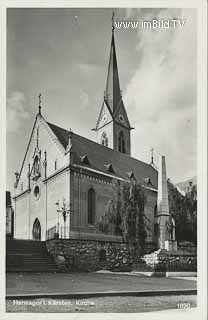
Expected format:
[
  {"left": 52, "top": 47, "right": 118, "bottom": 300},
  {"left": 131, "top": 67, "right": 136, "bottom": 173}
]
[
  {"left": 167, "top": 179, "right": 197, "bottom": 244},
  {"left": 97, "top": 180, "right": 149, "bottom": 257},
  {"left": 184, "top": 184, "right": 197, "bottom": 243}
]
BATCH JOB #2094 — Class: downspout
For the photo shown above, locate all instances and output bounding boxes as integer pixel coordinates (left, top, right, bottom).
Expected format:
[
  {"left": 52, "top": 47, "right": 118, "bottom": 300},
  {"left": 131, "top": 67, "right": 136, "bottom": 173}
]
[
  {"left": 78, "top": 168, "right": 82, "bottom": 239},
  {"left": 66, "top": 129, "right": 73, "bottom": 237},
  {"left": 44, "top": 151, "right": 47, "bottom": 240},
  {"left": 28, "top": 163, "right": 31, "bottom": 239}
]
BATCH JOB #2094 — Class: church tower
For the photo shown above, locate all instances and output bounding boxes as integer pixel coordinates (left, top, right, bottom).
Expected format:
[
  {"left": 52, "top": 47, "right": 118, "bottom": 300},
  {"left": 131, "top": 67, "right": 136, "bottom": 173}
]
[{"left": 93, "top": 14, "right": 133, "bottom": 155}]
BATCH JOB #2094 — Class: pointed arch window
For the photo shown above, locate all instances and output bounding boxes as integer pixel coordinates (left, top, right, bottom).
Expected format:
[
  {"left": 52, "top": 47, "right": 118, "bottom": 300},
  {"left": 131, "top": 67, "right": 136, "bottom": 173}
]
[
  {"left": 32, "top": 218, "right": 41, "bottom": 241},
  {"left": 101, "top": 132, "right": 108, "bottom": 147},
  {"left": 118, "top": 131, "right": 126, "bottom": 153},
  {"left": 34, "top": 155, "right": 39, "bottom": 174},
  {"left": 88, "top": 188, "right": 96, "bottom": 224},
  {"left": 32, "top": 155, "right": 41, "bottom": 180}
]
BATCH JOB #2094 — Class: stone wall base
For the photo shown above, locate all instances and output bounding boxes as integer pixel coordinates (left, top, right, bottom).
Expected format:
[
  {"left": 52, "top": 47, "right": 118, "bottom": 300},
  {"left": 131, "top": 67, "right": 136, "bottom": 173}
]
[
  {"left": 46, "top": 239, "right": 134, "bottom": 272},
  {"left": 142, "top": 249, "right": 197, "bottom": 272}
]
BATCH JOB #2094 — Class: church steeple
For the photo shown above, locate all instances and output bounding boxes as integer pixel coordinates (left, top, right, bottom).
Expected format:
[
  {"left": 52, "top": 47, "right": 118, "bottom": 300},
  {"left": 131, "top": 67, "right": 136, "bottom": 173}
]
[
  {"left": 104, "top": 15, "right": 121, "bottom": 112},
  {"left": 94, "top": 13, "right": 132, "bottom": 156}
]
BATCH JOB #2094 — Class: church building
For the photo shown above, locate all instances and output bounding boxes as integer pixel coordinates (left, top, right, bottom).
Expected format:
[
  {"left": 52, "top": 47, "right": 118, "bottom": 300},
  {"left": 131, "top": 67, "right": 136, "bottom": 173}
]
[{"left": 13, "top": 21, "right": 158, "bottom": 255}]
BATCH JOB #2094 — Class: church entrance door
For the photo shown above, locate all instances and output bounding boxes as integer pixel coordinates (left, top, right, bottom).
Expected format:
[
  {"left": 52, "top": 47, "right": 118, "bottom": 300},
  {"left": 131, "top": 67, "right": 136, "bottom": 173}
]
[{"left": 32, "top": 218, "right": 41, "bottom": 241}]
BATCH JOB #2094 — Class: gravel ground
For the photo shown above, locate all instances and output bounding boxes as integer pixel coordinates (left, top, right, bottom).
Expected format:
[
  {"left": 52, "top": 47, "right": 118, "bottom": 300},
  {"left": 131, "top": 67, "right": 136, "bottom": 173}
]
[{"left": 6, "top": 295, "right": 197, "bottom": 313}]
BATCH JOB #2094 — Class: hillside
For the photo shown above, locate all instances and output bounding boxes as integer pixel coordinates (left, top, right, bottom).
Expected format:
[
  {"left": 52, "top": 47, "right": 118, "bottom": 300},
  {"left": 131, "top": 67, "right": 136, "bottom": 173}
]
[{"left": 176, "top": 176, "right": 197, "bottom": 194}]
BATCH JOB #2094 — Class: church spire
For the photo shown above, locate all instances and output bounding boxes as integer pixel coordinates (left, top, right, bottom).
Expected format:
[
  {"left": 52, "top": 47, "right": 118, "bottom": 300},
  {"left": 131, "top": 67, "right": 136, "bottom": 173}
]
[
  {"left": 38, "top": 93, "right": 42, "bottom": 115},
  {"left": 94, "top": 13, "right": 132, "bottom": 155},
  {"left": 104, "top": 12, "right": 121, "bottom": 112}
]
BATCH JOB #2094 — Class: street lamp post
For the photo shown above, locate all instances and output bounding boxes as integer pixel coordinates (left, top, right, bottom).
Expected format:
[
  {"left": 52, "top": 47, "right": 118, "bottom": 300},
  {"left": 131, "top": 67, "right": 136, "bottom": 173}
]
[
  {"left": 55, "top": 198, "right": 70, "bottom": 239},
  {"left": 55, "top": 201, "right": 61, "bottom": 236}
]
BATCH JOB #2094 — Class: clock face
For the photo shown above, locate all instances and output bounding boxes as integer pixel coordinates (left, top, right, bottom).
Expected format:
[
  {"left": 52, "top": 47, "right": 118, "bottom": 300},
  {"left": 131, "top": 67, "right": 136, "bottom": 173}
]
[{"left": 119, "top": 114, "right": 125, "bottom": 123}]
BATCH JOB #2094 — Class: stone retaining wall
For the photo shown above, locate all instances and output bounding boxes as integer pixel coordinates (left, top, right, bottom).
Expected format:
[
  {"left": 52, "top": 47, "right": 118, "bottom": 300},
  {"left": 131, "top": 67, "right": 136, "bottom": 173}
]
[
  {"left": 46, "top": 239, "right": 134, "bottom": 272},
  {"left": 142, "top": 249, "right": 197, "bottom": 272},
  {"left": 178, "top": 241, "right": 197, "bottom": 255}
]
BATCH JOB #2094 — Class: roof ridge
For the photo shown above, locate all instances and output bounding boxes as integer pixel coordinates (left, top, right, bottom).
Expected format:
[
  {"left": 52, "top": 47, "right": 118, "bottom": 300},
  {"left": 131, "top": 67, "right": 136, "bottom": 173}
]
[{"left": 47, "top": 120, "right": 155, "bottom": 170}]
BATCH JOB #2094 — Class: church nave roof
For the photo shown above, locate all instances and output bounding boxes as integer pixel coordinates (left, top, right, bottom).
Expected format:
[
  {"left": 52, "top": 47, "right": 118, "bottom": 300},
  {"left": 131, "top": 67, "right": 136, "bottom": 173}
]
[{"left": 47, "top": 121, "right": 158, "bottom": 189}]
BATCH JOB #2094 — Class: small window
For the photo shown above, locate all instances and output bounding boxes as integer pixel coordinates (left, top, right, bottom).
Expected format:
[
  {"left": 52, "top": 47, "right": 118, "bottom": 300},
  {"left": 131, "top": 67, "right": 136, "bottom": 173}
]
[
  {"left": 101, "top": 132, "right": 108, "bottom": 147},
  {"left": 118, "top": 131, "right": 126, "bottom": 153},
  {"left": 99, "top": 249, "right": 106, "bottom": 262},
  {"left": 80, "top": 155, "right": 90, "bottom": 165},
  {"left": 34, "top": 186, "right": 40, "bottom": 199},
  {"left": 105, "top": 163, "right": 114, "bottom": 173}
]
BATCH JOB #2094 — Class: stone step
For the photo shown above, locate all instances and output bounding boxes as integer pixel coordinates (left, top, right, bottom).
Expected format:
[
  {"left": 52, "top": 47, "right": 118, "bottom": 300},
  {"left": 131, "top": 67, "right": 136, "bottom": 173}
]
[
  {"left": 6, "top": 239, "right": 57, "bottom": 273},
  {"left": 7, "top": 267, "right": 57, "bottom": 272}
]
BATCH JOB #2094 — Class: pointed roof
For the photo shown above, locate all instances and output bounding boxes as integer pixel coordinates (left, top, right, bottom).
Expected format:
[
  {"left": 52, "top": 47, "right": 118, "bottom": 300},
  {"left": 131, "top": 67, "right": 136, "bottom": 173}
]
[
  {"left": 47, "top": 121, "right": 158, "bottom": 189},
  {"left": 105, "top": 31, "right": 121, "bottom": 113}
]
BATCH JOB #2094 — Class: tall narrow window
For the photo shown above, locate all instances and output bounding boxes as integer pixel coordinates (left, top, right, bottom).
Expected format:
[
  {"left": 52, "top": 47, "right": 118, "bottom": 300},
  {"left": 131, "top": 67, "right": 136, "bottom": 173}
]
[
  {"left": 101, "top": 132, "right": 108, "bottom": 147},
  {"left": 54, "top": 159, "right": 58, "bottom": 171},
  {"left": 34, "top": 155, "right": 39, "bottom": 174},
  {"left": 118, "top": 131, "right": 126, "bottom": 153},
  {"left": 33, "top": 155, "right": 41, "bottom": 178},
  {"left": 88, "top": 188, "right": 96, "bottom": 224}
]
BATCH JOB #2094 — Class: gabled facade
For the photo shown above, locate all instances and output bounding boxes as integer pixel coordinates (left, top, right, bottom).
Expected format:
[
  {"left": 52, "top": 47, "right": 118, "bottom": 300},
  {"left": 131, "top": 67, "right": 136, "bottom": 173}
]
[{"left": 13, "top": 111, "right": 70, "bottom": 240}]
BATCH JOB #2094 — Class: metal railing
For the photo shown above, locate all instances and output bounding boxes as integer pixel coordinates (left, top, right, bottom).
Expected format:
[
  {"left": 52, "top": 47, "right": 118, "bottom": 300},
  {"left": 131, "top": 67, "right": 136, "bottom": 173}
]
[
  {"left": 46, "top": 224, "right": 70, "bottom": 240},
  {"left": 46, "top": 225, "right": 57, "bottom": 240}
]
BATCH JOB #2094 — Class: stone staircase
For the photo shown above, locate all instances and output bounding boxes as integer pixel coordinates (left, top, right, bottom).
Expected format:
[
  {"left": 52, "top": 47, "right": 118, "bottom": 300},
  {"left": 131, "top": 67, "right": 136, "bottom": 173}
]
[{"left": 6, "top": 239, "right": 57, "bottom": 272}]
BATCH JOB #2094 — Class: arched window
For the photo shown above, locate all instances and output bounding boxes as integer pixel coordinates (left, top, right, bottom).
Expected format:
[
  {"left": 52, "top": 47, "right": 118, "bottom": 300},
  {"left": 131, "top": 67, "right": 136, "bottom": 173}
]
[
  {"left": 32, "top": 218, "right": 41, "bottom": 241},
  {"left": 101, "top": 132, "right": 108, "bottom": 147},
  {"left": 118, "top": 131, "right": 126, "bottom": 153},
  {"left": 33, "top": 155, "right": 40, "bottom": 176},
  {"left": 88, "top": 188, "right": 96, "bottom": 224}
]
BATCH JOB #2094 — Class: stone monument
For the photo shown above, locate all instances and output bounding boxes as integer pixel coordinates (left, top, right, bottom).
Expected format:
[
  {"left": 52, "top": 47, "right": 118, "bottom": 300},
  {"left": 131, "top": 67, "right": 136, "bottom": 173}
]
[
  {"left": 141, "top": 156, "right": 196, "bottom": 274},
  {"left": 156, "top": 155, "right": 177, "bottom": 251}
]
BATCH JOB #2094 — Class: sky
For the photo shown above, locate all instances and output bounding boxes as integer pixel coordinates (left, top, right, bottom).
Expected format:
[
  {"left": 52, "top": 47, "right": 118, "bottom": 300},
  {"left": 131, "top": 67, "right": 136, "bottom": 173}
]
[{"left": 6, "top": 8, "right": 197, "bottom": 191}]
